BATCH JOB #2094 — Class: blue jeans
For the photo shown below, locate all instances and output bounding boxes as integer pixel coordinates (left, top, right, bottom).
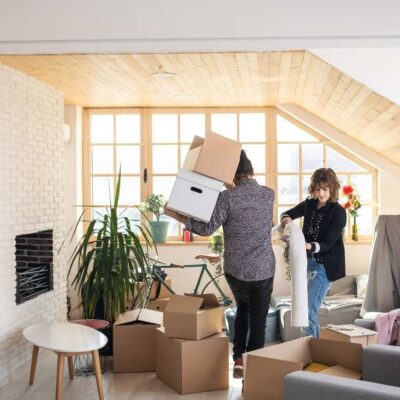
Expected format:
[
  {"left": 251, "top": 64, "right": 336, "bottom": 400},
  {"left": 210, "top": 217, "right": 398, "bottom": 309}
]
[{"left": 301, "top": 258, "right": 331, "bottom": 338}]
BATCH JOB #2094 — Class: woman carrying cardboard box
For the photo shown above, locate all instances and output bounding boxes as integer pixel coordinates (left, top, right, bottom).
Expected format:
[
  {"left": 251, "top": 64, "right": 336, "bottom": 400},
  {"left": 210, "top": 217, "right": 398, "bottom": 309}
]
[
  {"left": 165, "top": 150, "right": 275, "bottom": 379},
  {"left": 281, "top": 168, "right": 347, "bottom": 338}
]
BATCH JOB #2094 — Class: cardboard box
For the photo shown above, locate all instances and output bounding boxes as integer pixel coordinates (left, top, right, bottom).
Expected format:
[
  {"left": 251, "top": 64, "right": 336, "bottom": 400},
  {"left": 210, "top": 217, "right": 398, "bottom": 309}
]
[
  {"left": 155, "top": 328, "right": 229, "bottom": 394},
  {"left": 167, "top": 169, "right": 223, "bottom": 223},
  {"left": 147, "top": 297, "right": 170, "bottom": 312},
  {"left": 164, "top": 294, "right": 223, "bottom": 340},
  {"left": 113, "top": 308, "right": 163, "bottom": 372},
  {"left": 183, "top": 132, "right": 242, "bottom": 184},
  {"left": 138, "top": 277, "right": 172, "bottom": 300},
  {"left": 243, "top": 337, "right": 363, "bottom": 400},
  {"left": 320, "top": 324, "right": 378, "bottom": 346}
]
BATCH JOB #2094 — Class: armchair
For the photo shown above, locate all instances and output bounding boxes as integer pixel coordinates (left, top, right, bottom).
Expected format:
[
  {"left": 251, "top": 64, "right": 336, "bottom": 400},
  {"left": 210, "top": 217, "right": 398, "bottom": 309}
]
[{"left": 283, "top": 345, "right": 400, "bottom": 400}]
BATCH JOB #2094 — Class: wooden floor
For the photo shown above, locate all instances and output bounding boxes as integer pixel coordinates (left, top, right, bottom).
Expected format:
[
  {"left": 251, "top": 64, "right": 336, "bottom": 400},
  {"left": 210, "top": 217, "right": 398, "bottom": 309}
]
[{"left": 1, "top": 347, "right": 243, "bottom": 400}]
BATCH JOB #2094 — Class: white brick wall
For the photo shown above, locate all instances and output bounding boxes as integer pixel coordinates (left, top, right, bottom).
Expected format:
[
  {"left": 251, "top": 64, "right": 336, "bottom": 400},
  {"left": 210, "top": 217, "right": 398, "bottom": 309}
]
[{"left": 0, "top": 63, "right": 67, "bottom": 388}]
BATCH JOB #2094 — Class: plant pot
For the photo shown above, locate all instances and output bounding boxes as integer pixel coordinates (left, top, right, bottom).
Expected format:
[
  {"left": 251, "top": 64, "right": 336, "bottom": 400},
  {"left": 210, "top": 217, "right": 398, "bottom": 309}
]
[{"left": 148, "top": 221, "right": 169, "bottom": 243}]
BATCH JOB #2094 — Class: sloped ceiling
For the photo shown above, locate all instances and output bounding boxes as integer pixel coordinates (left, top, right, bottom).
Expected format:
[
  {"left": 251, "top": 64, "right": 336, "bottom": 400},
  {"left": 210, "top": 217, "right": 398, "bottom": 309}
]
[{"left": 0, "top": 51, "right": 400, "bottom": 166}]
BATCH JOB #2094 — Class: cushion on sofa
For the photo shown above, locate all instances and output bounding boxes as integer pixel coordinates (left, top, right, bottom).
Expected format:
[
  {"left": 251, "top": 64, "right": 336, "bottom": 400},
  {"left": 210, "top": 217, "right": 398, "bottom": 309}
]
[
  {"left": 355, "top": 274, "right": 369, "bottom": 299},
  {"left": 326, "top": 275, "right": 357, "bottom": 296}
]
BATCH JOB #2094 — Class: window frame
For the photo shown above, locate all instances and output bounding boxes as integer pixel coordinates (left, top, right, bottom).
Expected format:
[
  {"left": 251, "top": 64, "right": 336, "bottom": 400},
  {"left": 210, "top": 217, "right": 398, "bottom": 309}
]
[{"left": 83, "top": 107, "right": 377, "bottom": 243}]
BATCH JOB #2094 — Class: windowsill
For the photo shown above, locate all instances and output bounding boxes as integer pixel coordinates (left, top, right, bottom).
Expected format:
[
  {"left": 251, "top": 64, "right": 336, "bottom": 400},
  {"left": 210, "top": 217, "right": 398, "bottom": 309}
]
[
  {"left": 344, "top": 240, "right": 372, "bottom": 245},
  {"left": 142, "top": 241, "right": 209, "bottom": 246}
]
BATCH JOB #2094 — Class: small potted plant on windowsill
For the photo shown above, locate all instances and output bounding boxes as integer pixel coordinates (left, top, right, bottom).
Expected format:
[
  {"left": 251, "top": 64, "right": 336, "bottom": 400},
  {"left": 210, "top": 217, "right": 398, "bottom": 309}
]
[{"left": 140, "top": 194, "right": 169, "bottom": 243}]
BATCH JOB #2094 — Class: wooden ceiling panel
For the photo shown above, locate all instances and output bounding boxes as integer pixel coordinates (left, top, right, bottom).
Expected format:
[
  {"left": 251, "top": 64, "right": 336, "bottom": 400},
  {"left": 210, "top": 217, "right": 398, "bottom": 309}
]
[{"left": 1, "top": 51, "right": 400, "bottom": 165}]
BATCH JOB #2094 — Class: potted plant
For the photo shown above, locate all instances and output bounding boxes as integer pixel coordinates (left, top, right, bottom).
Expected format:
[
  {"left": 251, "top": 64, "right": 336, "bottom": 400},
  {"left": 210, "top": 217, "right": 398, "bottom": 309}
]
[
  {"left": 67, "top": 171, "right": 156, "bottom": 353},
  {"left": 140, "top": 194, "right": 169, "bottom": 243}
]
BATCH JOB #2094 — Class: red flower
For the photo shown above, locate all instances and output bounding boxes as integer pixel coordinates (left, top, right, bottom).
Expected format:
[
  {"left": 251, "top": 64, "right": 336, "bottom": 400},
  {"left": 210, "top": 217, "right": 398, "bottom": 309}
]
[
  {"left": 342, "top": 185, "right": 354, "bottom": 196},
  {"left": 343, "top": 202, "right": 351, "bottom": 209}
]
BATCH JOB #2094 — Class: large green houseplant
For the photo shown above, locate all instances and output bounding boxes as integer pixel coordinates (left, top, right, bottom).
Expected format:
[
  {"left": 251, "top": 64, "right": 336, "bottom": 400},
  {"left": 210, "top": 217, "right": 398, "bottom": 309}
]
[
  {"left": 140, "top": 194, "right": 169, "bottom": 243},
  {"left": 68, "top": 171, "right": 156, "bottom": 325}
]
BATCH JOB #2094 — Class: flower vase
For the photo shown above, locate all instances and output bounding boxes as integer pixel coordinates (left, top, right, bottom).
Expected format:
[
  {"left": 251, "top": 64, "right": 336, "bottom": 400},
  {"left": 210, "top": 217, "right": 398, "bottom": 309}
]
[{"left": 352, "top": 217, "right": 359, "bottom": 241}]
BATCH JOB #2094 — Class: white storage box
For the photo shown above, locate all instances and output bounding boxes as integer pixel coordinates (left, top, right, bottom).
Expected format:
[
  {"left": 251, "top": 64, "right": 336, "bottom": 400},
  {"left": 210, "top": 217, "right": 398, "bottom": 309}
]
[{"left": 168, "top": 169, "right": 223, "bottom": 223}]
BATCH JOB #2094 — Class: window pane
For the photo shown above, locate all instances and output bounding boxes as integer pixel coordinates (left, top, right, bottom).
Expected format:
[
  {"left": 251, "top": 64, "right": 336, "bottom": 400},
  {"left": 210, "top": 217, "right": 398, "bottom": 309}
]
[
  {"left": 153, "top": 145, "right": 178, "bottom": 174},
  {"left": 354, "top": 206, "right": 372, "bottom": 235},
  {"left": 160, "top": 214, "right": 179, "bottom": 236},
  {"left": 119, "top": 177, "right": 141, "bottom": 205},
  {"left": 180, "top": 144, "right": 190, "bottom": 167},
  {"left": 92, "top": 145, "right": 113, "bottom": 174},
  {"left": 277, "top": 115, "right": 318, "bottom": 142},
  {"left": 211, "top": 113, "right": 237, "bottom": 140},
  {"left": 326, "top": 147, "right": 366, "bottom": 172},
  {"left": 350, "top": 175, "right": 372, "bottom": 203},
  {"left": 180, "top": 113, "right": 205, "bottom": 143},
  {"left": 153, "top": 176, "right": 175, "bottom": 199},
  {"left": 92, "top": 207, "right": 108, "bottom": 231},
  {"left": 116, "top": 145, "right": 140, "bottom": 174},
  {"left": 117, "top": 207, "right": 141, "bottom": 234},
  {"left": 92, "top": 176, "right": 113, "bottom": 205},
  {"left": 91, "top": 114, "right": 113, "bottom": 143},
  {"left": 239, "top": 113, "right": 265, "bottom": 142},
  {"left": 255, "top": 175, "right": 266, "bottom": 186},
  {"left": 302, "top": 175, "right": 312, "bottom": 199},
  {"left": 242, "top": 144, "right": 265, "bottom": 173},
  {"left": 302, "top": 144, "right": 323, "bottom": 172},
  {"left": 337, "top": 174, "right": 347, "bottom": 187},
  {"left": 278, "top": 206, "right": 301, "bottom": 227},
  {"left": 278, "top": 144, "right": 299, "bottom": 173},
  {"left": 152, "top": 114, "right": 178, "bottom": 143},
  {"left": 278, "top": 175, "right": 299, "bottom": 204},
  {"left": 116, "top": 114, "right": 140, "bottom": 143}
]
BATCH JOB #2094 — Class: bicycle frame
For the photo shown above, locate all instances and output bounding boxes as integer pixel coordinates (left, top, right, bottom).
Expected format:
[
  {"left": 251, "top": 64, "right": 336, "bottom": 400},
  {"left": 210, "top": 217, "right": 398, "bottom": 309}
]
[{"left": 151, "top": 263, "right": 232, "bottom": 306}]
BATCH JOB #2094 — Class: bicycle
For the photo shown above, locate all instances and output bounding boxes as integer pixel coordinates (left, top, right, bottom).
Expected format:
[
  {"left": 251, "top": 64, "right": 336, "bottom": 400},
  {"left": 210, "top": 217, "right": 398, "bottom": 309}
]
[{"left": 133, "top": 254, "right": 232, "bottom": 308}]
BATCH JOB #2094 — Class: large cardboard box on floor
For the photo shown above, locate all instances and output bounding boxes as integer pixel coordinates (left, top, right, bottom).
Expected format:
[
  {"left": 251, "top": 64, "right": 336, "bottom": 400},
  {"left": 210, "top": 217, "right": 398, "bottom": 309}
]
[
  {"left": 320, "top": 324, "right": 378, "bottom": 346},
  {"left": 243, "top": 337, "right": 363, "bottom": 400},
  {"left": 183, "top": 132, "right": 242, "bottom": 184},
  {"left": 113, "top": 308, "right": 163, "bottom": 372},
  {"left": 155, "top": 328, "right": 229, "bottom": 394},
  {"left": 167, "top": 169, "right": 223, "bottom": 223},
  {"left": 164, "top": 294, "right": 223, "bottom": 340}
]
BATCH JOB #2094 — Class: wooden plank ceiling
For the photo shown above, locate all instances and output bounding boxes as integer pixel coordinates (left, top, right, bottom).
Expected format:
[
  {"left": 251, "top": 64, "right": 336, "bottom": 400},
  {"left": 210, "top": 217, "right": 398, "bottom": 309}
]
[{"left": 0, "top": 51, "right": 400, "bottom": 165}]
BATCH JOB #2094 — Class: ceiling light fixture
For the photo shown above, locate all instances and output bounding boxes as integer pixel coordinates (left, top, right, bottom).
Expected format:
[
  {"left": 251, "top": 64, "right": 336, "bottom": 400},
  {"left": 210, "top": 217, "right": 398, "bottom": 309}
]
[{"left": 151, "top": 66, "right": 176, "bottom": 78}]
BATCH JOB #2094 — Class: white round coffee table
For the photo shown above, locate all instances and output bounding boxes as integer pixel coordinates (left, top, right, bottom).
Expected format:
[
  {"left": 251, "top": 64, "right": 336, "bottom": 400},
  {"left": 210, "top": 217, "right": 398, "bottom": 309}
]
[{"left": 23, "top": 322, "right": 108, "bottom": 400}]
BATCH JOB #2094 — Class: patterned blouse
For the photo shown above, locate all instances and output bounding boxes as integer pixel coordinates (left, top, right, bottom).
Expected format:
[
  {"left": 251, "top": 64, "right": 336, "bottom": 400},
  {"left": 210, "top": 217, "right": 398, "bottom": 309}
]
[
  {"left": 304, "top": 207, "right": 326, "bottom": 263},
  {"left": 186, "top": 179, "right": 275, "bottom": 281}
]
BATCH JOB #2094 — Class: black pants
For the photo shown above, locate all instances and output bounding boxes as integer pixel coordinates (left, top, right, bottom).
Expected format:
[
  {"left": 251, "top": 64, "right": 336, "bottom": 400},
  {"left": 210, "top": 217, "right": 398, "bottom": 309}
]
[{"left": 225, "top": 273, "right": 274, "bottom": 360}]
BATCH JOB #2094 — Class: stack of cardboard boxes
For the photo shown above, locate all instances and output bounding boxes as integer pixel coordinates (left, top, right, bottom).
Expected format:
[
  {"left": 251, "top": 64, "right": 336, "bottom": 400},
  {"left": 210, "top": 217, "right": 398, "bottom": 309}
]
[
  {"left": 156, "top": 294, "right": 229, "bottom": 394},
  {"left": 168, "top": 132, "right": 242, "bottom": 222}
]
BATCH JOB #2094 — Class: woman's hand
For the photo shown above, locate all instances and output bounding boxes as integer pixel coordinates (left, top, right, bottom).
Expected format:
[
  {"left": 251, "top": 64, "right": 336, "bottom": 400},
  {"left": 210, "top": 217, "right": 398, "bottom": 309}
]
[
  {"left": 163, "top": 205, "right": 187, "bottom": 224},
  {"left": 281, "top": 216, "right": 292, "bottom": 227},
  {"left": 305, "top": 243, "right": 312, "bottom": 251}
]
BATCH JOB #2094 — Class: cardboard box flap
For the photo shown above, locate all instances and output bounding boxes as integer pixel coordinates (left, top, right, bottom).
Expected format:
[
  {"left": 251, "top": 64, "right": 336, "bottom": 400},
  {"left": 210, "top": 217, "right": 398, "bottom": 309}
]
[
  {"left": 310, "top": 338, "right": 362, "bottom": 372},
  {"left": 188, "top": 135, "right": 204, "bottom": 151},
  {"left": 165, "top": 294, "right": 203, "bottom": 314},
  {"left": 184, "top": 293, "right": 220, "bottom": 308},
  {"left": 114, "top": 308, "right": 163, "bottom": 326},
  {"left": 325, "top": 324, "right": 376, "bottom": 337},
  {"left": 114, "top": 309, "right": 140, "bottom": 326}
]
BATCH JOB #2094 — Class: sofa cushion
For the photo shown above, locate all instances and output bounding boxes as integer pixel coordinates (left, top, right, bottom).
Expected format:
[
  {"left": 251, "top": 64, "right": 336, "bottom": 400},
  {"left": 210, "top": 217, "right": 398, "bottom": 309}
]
[
  {"left": 355, "top": 274, "right": 369, "bottom": 299},
  {"left": 326, "top": 275, "right": 356, "bottom": 296}
]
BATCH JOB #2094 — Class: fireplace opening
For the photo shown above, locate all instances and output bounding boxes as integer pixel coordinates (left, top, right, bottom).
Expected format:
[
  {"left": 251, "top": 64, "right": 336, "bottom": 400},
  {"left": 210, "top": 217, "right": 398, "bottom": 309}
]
[{"left": 15, "top": 229, "right": 53, "bottom": 304}]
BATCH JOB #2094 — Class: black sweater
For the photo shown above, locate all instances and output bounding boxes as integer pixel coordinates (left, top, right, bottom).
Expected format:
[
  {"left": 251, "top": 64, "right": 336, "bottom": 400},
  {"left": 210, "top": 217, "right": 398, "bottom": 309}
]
[{"left": 283, "top": 199, "right": 347, "bottom": 282}]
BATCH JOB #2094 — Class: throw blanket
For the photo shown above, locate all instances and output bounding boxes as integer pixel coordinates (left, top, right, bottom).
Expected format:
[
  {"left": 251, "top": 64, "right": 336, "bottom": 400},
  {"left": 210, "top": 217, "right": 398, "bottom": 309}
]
[
  {"left": 375, "top": 308, "right": 400, "bottom": 345},
  {"left": 362, "top": 215, "right": 400, "bottom": 315},
  {"left": 272, "top": 223, "right": 308, "bottom": 327}
]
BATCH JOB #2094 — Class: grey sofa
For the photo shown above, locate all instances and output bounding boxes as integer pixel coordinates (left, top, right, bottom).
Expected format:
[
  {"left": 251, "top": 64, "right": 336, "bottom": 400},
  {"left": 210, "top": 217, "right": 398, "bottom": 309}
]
[
  {"left": 271, "top": 275, "right": 364, "bottom": 341},
  {"left": 283, "top": 345, "right": 400, "bottom": 400}
]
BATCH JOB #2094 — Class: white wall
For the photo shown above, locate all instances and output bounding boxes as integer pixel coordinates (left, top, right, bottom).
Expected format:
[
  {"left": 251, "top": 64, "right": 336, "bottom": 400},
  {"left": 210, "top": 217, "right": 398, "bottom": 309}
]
[
  {"left": 63, "top": 105, "right": 83, "bottom": 319},
  {"left": 1, "top": 1, "right": 400, "bottom": 53},
  {"left": 0, "top": 63, "right": 67, "bottom": 388}
]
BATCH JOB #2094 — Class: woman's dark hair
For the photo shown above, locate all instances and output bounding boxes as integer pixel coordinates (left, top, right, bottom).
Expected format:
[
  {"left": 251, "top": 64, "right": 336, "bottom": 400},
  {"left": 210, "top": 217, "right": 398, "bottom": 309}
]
[
  {"left": 235, "top": 150, "right": 254, "bottom": 178},
  {"left": 308, "top": 168, "right": 340, "bottom": 202}
]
